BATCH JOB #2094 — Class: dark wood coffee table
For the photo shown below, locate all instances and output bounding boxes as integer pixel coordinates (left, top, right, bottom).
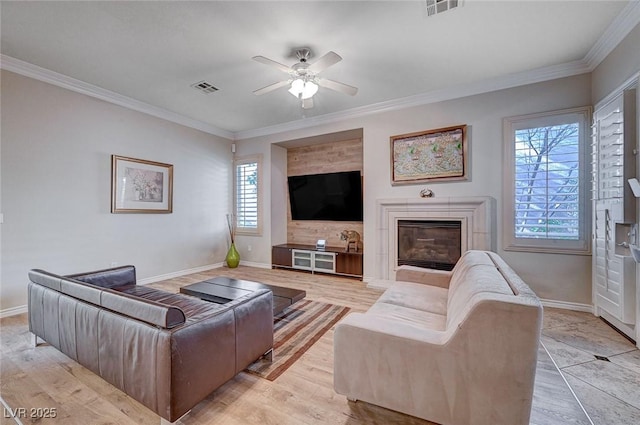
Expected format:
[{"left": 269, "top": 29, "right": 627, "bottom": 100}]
[{"left": 180, "top": 276, "right": 306, "bottom": 315}]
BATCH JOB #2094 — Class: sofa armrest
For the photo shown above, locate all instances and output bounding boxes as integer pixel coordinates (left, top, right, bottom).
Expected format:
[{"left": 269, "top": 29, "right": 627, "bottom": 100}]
[
  {"left": 67, "top": 265, "right": 137, "bottom": 289},
  {"left": 224, "top": 289, "right": 274, "bottom": 372},
  {"left": 334, "top": 312, "right": 453, "bottom": 402},
  {"left": 100, "top": 290, "right": 186, "bottom": 329},
  {"left": 395, "top": 265, "right": 452, "bottom": 288}
]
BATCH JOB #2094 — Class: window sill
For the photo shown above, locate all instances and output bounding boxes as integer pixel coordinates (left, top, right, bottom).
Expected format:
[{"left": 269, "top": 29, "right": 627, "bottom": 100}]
[{"left": 503, "top": 244, "right": 591, "bottom": 256}]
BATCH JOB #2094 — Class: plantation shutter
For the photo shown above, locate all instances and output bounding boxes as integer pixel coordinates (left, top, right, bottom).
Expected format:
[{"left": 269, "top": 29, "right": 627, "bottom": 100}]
[
  {"left": 236, "top": 161, "right": 258, "bottom": 230},
  {"left": 514, "top": 124, "right": 581, "bottom": 240},
  {"left": 503, "top": 107, "right": 590, "bottom": 255}
]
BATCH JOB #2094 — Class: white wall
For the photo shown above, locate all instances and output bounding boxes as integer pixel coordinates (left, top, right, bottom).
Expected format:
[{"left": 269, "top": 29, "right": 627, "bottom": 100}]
[
  {"left": 1, "top": 70, "right": 233, "bottom": 313},
  {"left": 237, "top": 73, "right": 594, "bottom": 306}
]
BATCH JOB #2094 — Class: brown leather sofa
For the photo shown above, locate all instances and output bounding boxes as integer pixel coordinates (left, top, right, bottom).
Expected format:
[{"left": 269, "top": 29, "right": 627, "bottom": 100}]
[{"left": 28, "top": 265, "right": 274, "bottom": 423}]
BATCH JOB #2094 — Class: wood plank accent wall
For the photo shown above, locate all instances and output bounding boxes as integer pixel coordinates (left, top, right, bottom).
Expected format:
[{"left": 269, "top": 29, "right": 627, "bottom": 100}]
[{"left": 287, "top": 138, "right": 364, "bottom": 248}]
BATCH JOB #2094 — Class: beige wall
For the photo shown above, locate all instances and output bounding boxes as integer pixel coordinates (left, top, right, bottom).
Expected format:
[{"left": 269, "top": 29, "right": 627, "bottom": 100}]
[
  {"left": 592, "top": 22, "right": 640, "bottom": 105},
  {"left": 270, "top": 144, "right": 288, "bottom": 247},
  {"left": 237, "top": 74, "right": 594, "bottom": 306},
  {"left": 1, "top": 70, "right": 233, "bottom": 312}
]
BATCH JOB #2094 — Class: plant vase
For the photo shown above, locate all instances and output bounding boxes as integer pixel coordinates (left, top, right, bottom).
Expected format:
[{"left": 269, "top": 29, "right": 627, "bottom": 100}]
[{"left": 226, "top": 243, "right": 240, "bottom": 268}]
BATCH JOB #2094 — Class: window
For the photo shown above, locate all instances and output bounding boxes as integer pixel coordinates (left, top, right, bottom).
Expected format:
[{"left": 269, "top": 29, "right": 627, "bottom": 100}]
[
  {"left": 503, "top": 107, "right": 591, "bottom": 254},
  {"left": 234, "top": 154, "right": 262, "bottom": 235}
]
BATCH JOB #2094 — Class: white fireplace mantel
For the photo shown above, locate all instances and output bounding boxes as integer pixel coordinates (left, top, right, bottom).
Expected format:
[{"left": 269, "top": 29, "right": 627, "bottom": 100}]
[{"left": 375, "top": 196, "right": 496, "bottom": 280}]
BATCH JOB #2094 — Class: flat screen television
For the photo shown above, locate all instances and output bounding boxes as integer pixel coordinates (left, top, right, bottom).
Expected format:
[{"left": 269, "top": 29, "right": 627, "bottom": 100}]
[{"left": 288, "top": 171, "right": 363, "bottom": 221}]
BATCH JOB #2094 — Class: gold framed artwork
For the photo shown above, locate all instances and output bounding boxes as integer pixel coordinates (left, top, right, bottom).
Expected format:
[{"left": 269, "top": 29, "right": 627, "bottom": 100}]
[
  {"left": 111, "top": 155, "right": 173, "bottom": 213},
  {"left": 390, "top": 125, "right": 468, "bottom": 185}
]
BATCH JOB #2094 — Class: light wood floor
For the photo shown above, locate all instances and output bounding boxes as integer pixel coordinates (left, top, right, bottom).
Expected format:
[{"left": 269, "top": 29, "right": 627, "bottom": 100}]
[{"left": 1, "top": 266, "right": 592, "bottom": 425}]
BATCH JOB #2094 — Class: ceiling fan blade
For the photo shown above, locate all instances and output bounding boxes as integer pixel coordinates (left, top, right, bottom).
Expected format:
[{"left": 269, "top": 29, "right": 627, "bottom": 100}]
[
  {"left": 253, "top": 80, "right": 290, "bottom": 96},
  {"left": 252, "top": 56, "right": 292, "bottom": 74},
  {"left": 308, "top": 51, "right": 342, "bottom": 73},
  {"left": 302, "top": 97, "right": 314, "bottom": 109},
  {"left": 317, "top": 78, "right": 358, "bottom": 96}
]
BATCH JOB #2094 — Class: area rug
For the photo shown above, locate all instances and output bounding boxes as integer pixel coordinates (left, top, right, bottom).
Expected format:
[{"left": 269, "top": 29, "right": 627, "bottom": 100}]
[{"left": 245, "top": 299, "right": 351, "bottom": 381}]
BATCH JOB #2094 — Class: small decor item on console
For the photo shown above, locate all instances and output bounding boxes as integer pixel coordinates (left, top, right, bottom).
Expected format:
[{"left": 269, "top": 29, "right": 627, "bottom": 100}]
[
  {"left": 316, "top": 239, "right": 326, "bottom": 251},
  {"left": 340, "top": 230, "right": 361, "bottom": 252}
]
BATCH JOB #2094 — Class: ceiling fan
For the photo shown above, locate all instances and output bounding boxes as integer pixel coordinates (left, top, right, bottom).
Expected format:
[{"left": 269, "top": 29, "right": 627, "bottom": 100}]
[{"left": 252, "top": 48, "right": 358, "bottom": 109}]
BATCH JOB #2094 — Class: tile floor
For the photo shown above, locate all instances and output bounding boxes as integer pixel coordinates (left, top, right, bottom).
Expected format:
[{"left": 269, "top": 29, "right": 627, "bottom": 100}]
[{"left": 543, "top": 308, "right": 640, "bottom": 425}]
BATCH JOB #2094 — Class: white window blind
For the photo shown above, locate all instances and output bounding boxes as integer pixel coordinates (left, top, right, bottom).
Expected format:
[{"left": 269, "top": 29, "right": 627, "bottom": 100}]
[
  {"left": 514, "top": 124, "right": 580, "bottom": 240},
  {"left": 234, "top": 155, "right": 262, "bottom": 234},
  {"left": 503, "top": 107, "right": 591, "bottom": 254}
]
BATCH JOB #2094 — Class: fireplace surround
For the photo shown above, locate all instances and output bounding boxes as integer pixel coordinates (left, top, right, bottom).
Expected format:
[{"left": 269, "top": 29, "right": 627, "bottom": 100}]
[{"left": 375, "top": 197, "right": 495, "bottom": 280}]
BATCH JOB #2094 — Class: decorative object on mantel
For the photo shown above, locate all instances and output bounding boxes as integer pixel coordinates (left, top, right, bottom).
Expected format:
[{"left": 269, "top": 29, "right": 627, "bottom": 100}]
[
  {"left": 225, "top": 213, "right": 240, "bottom": 268},
  {"left": 340, "top": 229, "right": 361, "bottom": 252},
  {"left": 111, "top": 155, "right": 173, "bottom": 213},
  {"left": 390, "top": 124, "right": 468, "bottom": 185},
  {"left": 420, "top": 188, "right": 434, "bottom": 198}
]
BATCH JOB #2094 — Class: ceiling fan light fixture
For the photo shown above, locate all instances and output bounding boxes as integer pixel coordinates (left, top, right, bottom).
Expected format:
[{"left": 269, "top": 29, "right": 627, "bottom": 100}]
[
  {"left": 253, "top": 49, "right": 356, "bottom": 108},
  {"left": 288, "top": 78, "right": 318, "bottom": 99}
]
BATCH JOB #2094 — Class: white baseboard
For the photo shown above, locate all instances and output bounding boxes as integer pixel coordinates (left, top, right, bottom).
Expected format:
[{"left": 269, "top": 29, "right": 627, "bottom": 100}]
[
  {"left": 596, "top": 309, "right": 637, "bottom": 344},
  {"left": 2, "top": 269, "right": 596, "bottom": 319},
  {"left": 138, "top": 263, "right": 223, "bottom": 285},
  {"left": 0, "top": 305, "right": 28, "bottom": 318},
  {"left": 366, "top": 279, "right": 394, "bottom": 291},
  {"left": 237, "top": 261, "right": 272, "bottom": 269},
  {"left": 1, "top": 263, "right": 227, "bottom": 318},
  {"left": 540, "top": 299, "right": 594, "bottom": 314}
]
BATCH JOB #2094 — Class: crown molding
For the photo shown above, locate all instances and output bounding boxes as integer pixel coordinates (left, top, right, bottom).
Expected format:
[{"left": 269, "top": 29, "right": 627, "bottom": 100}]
[
  {"left": 3, "top": 1, "right": 638, "bottom": 142},
  {"left": 233, "top": 59, "right": 591, "bottom": 140},
  {"left": 235, "top": 1, "right": 640, "bottom": 141},
  {"left": 584, "top": 0, "right": 640, "bottom": 70},
  {"left": 0, "top": 55, "right": 234, "bottom": 140},
  {"left": 594, "top": 70, "right": 640, "bottom": 111}
]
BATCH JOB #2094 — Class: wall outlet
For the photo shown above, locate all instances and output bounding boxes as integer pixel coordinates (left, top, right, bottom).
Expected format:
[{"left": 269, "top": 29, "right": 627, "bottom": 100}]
[{"left": 247, "top": 245, "right": 252, "bottom": 252}]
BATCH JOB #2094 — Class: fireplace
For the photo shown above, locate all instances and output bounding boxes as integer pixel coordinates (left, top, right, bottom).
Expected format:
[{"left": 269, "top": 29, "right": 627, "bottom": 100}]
[
  {"left": 397, "top": 220, "right": 461, "bottom": 271},
  {"left": 374, "top": 196, "right": 495, "bottom": 281}
]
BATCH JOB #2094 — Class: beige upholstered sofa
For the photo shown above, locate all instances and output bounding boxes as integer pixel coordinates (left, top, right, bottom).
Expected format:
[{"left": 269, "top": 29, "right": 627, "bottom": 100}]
[
  {"left": 334, "top": 250, "right": 543, "bottom": 425},
  {"left": 28, "top": 266, "right": 274, "bottom": 424}
]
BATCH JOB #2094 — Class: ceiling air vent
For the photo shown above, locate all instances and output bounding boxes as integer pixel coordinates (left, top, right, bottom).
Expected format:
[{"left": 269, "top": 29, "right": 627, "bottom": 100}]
[
  {"left": 191, "top": 80, "right": 219, "bottom": 94},
  {"left": 426, "top": 0, "right": 463, "bottom": 17}
]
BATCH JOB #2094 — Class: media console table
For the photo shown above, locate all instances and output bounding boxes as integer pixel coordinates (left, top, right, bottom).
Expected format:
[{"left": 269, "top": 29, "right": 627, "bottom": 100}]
[{"left": 272, "top": 243, "right": 363, "bottom": 280}]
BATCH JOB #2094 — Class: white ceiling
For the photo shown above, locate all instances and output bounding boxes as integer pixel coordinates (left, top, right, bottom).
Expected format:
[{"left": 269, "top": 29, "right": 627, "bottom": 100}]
[{"left": 1, "top": 1, "right": 637, "bottom": 139}]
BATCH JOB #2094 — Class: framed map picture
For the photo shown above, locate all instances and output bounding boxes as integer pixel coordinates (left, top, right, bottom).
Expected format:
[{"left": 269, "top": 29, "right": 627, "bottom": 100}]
[
  {"left": 111, "top": 155, "right": 173, "bottom": 213},
  {"left": 390, "top": 125, "right": 468, "bottom": 185}
]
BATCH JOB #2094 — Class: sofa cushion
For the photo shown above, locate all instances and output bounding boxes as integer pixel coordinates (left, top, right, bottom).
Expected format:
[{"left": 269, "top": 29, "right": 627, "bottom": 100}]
[
  {"left": 368, "top": 302, "right": 446, "bottom": 332},
  {"left": 378, "top": 281, "right": 448, "bottom": 316}
]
